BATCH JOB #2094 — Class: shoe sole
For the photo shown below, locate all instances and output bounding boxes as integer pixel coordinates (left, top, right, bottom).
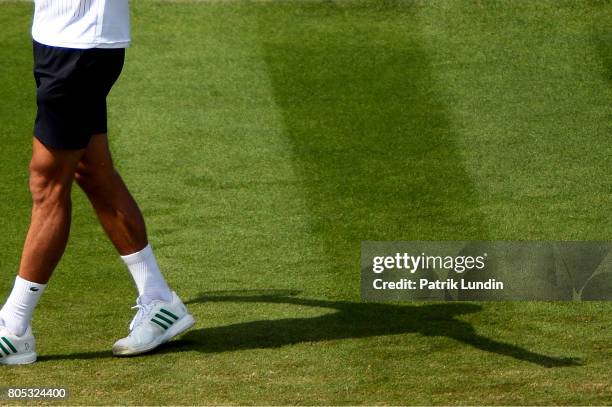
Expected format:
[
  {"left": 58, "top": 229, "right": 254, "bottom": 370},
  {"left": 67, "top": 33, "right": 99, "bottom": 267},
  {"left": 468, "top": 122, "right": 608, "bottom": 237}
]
[
  {"left": 0, "top": 351, "right": 37, "bottom": 365},
  {"left": 112, "top": 313, "right": 196, "bottom": 356}
]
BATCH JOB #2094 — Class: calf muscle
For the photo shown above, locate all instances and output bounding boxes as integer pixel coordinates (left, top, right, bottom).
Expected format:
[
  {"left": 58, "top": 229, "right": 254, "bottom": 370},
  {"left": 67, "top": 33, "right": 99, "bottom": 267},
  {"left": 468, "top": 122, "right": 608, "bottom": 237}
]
[
  {"left": 18, "top": 138, "right": 85, "bottom": 284},
  {"left": 75, "top": 134, "right": 148, "bottom": 255}
]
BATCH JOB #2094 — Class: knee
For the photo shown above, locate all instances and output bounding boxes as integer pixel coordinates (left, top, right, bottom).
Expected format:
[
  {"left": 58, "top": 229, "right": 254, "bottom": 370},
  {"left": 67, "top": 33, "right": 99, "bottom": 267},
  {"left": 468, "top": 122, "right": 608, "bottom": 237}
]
[
  {"left": 74, "top": 162, "right": 115, "bottom": 194},
  {"left": 74, "top": 165, "right": 92, "bottom": 191},
  {"left": 74, "top": 166, "right": 98, "bottom": 194},
  {"left": 28, "top": 162, "right": 72, "bottom": 207}
]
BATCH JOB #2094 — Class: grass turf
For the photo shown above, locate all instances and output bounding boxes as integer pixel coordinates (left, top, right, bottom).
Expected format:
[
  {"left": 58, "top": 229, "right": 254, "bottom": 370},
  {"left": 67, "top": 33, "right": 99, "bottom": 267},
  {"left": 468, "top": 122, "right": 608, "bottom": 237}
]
[{"left": 0, "top": 0, "right": 611, "bottom": 404}]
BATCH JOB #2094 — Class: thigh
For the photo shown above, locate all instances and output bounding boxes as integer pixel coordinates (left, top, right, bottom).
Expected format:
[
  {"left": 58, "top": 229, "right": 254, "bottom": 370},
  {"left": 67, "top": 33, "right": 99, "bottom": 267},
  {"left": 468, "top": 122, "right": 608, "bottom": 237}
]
[
  {"left": 81, "top": 48, "right": 125, "bottom": 136},
  {"left": 30, "top": 137, "right": 86, "bottom": 185},
  {"left": 33, "top": 42, "right": 125, "bottom": 150},
  {"left": 33, "top": 41, "right": 89, "bottom": 150}
]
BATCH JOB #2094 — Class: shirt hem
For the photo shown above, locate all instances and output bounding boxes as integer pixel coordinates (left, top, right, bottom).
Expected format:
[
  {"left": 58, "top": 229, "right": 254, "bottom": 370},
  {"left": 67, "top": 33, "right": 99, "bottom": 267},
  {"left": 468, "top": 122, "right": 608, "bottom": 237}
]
[{"left": 31, "top": 34, "right": 130, "bottom": 49}]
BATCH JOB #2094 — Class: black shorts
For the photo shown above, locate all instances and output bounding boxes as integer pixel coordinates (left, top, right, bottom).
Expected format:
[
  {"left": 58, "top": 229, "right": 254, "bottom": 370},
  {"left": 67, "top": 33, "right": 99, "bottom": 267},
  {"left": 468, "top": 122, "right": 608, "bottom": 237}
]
[{"left": 33, "top": 40, "right": 125, "bottom": 150}]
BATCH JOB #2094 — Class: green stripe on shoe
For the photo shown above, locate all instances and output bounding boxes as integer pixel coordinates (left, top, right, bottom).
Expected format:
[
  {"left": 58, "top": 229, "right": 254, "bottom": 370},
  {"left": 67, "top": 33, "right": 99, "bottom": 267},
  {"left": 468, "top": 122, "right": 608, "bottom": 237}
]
[
  {"left": 159, "top": 308, "right": 179, "bottom": 320},
  {"left": 151, "top": 319, "right": 169, "bottom": 330},
  {"left": 154, "top": 313, "right": 174, "bottom": 325},
  {"left": 2, "top": 337, "right": 17, "bottom": 353},
  {"left": 0, "top": 341, "right": 10, "bottom": 356}
]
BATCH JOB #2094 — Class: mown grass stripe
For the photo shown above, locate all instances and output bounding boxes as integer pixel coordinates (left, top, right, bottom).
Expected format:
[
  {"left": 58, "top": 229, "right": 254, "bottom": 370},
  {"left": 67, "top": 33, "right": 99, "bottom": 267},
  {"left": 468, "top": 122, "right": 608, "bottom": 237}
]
[
  {"left": 2, "top": 337, "right": 17, "bottom": 353},
  {"left": 159, "top": 308, "right": 179, "bottom": 320},
  {"left": 155, "top": 313, "right": 174, "bottom": 325},
  {"left": 0, "top": 341, "right": 10, "bottom": 356},
  {"left": 151, "top": 319, "right": 169, "bottom": 330}
]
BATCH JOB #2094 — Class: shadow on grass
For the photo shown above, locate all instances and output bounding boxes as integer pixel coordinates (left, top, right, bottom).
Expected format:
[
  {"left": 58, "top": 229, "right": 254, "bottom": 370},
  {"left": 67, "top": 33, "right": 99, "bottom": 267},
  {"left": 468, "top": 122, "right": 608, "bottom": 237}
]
[{"left": 39, "top": 290, "right": 580, "bottom": 368}]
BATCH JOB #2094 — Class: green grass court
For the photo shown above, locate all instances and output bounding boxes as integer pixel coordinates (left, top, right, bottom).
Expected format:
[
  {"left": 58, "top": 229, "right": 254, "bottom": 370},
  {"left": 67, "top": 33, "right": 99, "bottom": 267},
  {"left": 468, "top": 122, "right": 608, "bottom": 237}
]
[{"left": 1, "top": 0, "right": 611, "bottom": 404}]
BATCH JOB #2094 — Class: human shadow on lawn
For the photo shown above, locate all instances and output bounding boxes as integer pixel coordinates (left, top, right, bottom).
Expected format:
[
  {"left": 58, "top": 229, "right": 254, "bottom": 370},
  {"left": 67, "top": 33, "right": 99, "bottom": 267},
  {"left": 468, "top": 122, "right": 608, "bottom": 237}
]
[
  {"left": 40, "top": 290, "right": 579, "bottom": 367},
  {"left": 175, "top": 291, "right": 580, "bottom": 368}
]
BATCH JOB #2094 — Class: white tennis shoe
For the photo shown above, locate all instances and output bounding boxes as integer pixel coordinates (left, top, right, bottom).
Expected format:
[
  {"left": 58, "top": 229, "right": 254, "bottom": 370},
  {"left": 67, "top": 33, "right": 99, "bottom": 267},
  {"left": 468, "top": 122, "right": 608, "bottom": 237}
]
[
  {"left": 112, "top": 292, "right": 195, "bottom": 356},
  {"left": 0, "top": 324, "right": 37, "bottom": 365}
]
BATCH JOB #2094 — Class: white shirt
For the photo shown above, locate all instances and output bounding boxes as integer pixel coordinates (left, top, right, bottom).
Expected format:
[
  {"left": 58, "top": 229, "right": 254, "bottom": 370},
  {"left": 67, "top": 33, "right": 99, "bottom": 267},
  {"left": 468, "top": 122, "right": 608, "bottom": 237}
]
[{"left": 32, "top": 0, "right": 131, "bottom": 49}]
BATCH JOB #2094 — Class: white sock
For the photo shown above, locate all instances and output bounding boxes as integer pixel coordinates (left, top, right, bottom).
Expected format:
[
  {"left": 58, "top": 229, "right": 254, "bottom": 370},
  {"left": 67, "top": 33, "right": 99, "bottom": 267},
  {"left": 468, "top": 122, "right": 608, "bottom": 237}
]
[
  {"left": 0, "top": 276, "right": 47, "bottom": 336},
  {"left": 121, "top": 244, "right": 172, "bottom": 304}
]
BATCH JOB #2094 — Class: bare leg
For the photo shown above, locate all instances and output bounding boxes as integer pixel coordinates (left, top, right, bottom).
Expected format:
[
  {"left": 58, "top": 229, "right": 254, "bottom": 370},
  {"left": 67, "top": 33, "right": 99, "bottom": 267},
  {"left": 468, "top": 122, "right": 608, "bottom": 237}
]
[
  {"left": 74, "top": 134, "right": 148, "bottom": 255},
  {"left": 18, "top": 138, "right": 86, "bottom": 284}
]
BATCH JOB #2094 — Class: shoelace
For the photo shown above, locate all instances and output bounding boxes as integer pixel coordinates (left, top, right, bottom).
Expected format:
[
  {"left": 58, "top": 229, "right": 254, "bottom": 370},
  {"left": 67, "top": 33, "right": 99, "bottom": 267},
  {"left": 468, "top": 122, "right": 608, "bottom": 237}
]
[{"left": 129, "top": 301, "right": 153, "bottom": 332}]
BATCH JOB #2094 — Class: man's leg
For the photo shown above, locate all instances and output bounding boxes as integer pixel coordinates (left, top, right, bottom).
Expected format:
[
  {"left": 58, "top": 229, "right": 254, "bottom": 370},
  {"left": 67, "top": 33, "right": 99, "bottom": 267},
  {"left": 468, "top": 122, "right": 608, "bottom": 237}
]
[
  {"left": 74, "top": 134, "right": 171, "bottom": 304},
  {"left": 74, "top": 133, "right": 147, "bottom": 255},
  {"left": 74, "top": 134, "right": 194, "bottom": 356},
  {"left": 0, "top": 138, "right": 85, "bottom": 337}
]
